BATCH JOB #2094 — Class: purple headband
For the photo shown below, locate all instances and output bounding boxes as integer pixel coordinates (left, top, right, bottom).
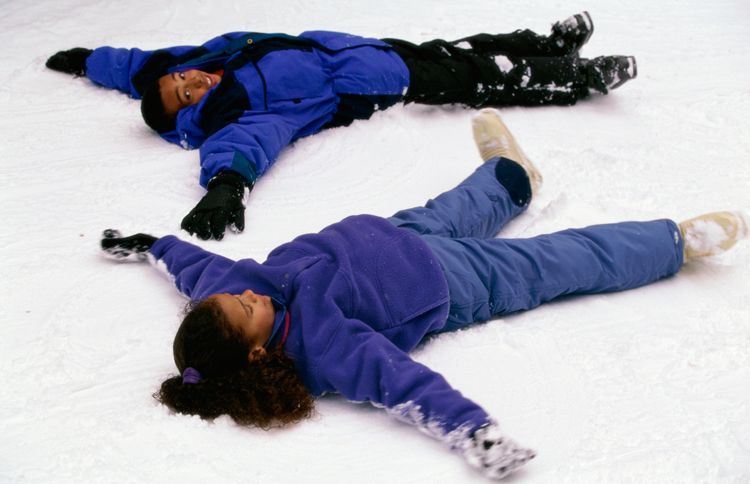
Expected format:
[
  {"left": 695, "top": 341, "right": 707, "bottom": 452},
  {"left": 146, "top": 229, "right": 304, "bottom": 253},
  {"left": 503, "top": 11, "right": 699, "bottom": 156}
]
[{"left": 182, "top": 367, "right": 202, "bottom": 385}]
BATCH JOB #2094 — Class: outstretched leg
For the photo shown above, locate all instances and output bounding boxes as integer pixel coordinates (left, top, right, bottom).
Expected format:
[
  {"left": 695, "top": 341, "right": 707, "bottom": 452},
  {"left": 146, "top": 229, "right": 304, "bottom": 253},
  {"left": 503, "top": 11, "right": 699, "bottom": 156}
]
[
  {"left": 386, "top": 37, "right": 590, "bottom": 107},
  {"left": 428, "top": 210, "right": 749, "bottom": 330},
  {"left": 450, "top": 12, "right": 594, "bottom": 57},
  {"left": 387, "top": 38, "right": 636, "bottom": 107},
  {"left": 485, "top": 54, "right": 588, "bottom": 106},
  {"left": 483, "top": 54, "right": 636, "bottom": 106},
  {"left": 385, "top": 13, "right": 635, "bottom": 109},
  {"left": 390, "top": 112, "right": 537, "bottom": 238},
  {"left": 450, "top": 29, "right": 567, "bottom": 57},
  {"left": 389, "top": 158, "right": 528, "bottom": 238},
  {"left": 425, "top": 219, "right": 685, "bottom": 329}
]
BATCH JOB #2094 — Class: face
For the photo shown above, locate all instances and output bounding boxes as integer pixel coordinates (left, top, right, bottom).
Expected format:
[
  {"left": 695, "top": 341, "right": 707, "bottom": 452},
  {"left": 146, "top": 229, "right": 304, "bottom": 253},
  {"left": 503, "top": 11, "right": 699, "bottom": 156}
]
[
  {"left": 158, "top": 69, "right": 223, "bottom": 116},
  {"left": 211, "top": 289, "right": 276, "bottom": 360}
]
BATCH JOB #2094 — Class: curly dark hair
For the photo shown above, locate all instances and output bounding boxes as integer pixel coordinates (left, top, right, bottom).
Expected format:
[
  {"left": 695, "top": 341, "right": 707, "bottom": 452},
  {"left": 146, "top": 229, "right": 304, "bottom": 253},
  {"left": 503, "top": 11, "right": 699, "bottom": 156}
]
[
  {"left": 140, "top": 80, "right": 177, "bottom": 133},
  {"left": 154, "top": 299, "right": 315, "bottom": 428}
]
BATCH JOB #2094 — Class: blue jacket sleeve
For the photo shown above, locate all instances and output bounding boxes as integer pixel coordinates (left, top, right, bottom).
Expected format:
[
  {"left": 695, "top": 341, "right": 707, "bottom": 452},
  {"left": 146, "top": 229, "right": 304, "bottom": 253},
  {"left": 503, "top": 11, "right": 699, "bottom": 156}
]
[
  {"left": 85, "top": 45, "right": 196, "bottom": 98},
  {"left": 84, "top": 32, "right": 252, "bottom": 98},
  {"left": 149, "top": 235, "right": 235, "bottom": 300},
  {"left": 317, "top": 317, "right": 491, "bottom": 441},
  {"left": 198, "top": 109, "right": 303, "bottom": 187}
]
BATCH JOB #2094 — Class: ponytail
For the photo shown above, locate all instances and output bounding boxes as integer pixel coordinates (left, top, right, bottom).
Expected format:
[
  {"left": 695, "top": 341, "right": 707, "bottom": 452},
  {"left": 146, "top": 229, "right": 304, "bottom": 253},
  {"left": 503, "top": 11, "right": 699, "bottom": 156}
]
[{"left": 154, "top": 299, "right": 314, "bottom": 428}]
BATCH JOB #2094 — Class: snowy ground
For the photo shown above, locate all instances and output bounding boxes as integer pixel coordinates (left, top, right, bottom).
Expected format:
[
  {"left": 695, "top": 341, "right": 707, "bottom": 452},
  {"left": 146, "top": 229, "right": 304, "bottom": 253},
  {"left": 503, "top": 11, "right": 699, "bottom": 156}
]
[{"left": 2, "top": 1, "right": 749, "bottom": 483}]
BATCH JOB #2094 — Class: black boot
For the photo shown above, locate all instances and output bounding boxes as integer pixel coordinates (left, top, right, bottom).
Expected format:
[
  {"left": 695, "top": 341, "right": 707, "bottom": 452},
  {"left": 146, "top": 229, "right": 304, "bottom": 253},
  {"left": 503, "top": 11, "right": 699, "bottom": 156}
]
[
  {"left": 550, "top": 11, "right": 594, "bottom": 53},
  {"left": 582, "top": 56, "right": 637, "bottom": 94}
]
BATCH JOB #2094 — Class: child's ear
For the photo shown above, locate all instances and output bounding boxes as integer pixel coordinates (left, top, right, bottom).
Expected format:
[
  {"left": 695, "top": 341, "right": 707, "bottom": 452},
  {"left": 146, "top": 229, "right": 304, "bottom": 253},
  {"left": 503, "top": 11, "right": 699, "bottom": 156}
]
[{"left": 248, "top": 346, "right": 266, "bottom": 362}]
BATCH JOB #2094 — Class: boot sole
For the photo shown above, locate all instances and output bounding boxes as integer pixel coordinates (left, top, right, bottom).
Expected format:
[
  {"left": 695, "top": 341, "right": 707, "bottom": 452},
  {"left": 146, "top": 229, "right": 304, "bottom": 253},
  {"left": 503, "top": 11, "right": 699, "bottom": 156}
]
[
  {"left": 578, "top": 11, "right": 594, "bottom": 45},
  {"left": 609, "top": 56, "right": 638, "bottom": 90},
  {"left": 681, "top": 211, "right": 749, "bottom": 259}
]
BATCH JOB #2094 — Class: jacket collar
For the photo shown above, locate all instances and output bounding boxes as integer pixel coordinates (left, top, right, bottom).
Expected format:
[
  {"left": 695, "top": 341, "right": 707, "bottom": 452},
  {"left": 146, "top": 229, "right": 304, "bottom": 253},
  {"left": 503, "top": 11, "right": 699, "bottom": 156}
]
[{"left": 264, "top": 297, "right": 289, "bottom": 349}]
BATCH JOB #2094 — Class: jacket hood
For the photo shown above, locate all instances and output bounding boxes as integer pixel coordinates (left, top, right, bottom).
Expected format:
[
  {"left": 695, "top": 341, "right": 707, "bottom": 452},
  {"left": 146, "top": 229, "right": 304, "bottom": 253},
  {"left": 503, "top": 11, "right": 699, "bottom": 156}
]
[{"left": 159, "top": 96, "right": 210, "bottom": 149}]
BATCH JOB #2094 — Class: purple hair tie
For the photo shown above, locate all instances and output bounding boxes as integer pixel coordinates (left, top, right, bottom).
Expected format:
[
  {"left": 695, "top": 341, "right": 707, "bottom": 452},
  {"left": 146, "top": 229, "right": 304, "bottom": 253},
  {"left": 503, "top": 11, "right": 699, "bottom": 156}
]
[{"left": 182, "top": 367, "right": 202, "bottom": 385}]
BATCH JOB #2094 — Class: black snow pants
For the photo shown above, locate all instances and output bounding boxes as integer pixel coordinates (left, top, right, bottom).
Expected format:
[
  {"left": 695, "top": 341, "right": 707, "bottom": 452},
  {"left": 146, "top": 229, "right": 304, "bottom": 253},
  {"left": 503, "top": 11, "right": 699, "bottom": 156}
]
[{"left": 383, "top": 29, "right": 589, "bottom": 107}]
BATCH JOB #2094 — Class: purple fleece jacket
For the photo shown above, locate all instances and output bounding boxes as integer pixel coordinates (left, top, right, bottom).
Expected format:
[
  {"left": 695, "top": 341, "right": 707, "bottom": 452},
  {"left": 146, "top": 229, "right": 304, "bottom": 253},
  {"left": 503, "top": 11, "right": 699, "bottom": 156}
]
[{"left": 151, "top": 214, "right": 491, "bottom": 439}]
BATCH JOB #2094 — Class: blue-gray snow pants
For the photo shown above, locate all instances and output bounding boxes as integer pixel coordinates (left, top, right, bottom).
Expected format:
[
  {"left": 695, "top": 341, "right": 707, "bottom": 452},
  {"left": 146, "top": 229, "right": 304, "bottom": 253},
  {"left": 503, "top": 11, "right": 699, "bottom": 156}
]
[{"left": 389, "top": 158, "right": 684, "bottom": 329}]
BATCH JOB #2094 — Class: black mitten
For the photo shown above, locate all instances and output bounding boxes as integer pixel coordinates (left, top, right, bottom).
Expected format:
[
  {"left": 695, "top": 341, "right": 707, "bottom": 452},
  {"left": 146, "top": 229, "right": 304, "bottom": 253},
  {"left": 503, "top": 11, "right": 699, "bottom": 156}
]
[
  {"left": 101, "top": 229, "right": 157, "bottom": 261},
  {"left": 181, "top": 171, "right": 248, "bottom": 240},
  {"left": 46, "top": 48, "right": 93, "bottom": 76}
]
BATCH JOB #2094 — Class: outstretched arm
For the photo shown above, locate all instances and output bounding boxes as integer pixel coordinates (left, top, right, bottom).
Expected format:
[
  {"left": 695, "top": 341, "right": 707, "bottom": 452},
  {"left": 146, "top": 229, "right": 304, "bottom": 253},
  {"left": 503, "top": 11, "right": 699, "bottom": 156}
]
[
  {"left": 99, "top": 230, "right": 234, "bottom": 300},
  {"left": 318, "top": 320, "right": 536, "bottom": 480},
  {"left": 46, "top": 45, "right": 168, "bottom": 97},
  {"left": 100, "top": 229, "right": 157, "bottom": 261},
  {"left": 182, "top": 108, "right": 308, "bottom": 240},
  {"left": 180, "top": 170, "right": 247, "bottom": 241},
  {"left": 46, "top": 48, "right": 93, "bottom": 77},
  {"left": 81, "top": 45, "right": 197, "bottom": 97},
  {"left": 198, "top": 109, "right": 306, "bottom": 188},
  {"left": 45, "top": 32, "right": 252, "bottom": 97}
]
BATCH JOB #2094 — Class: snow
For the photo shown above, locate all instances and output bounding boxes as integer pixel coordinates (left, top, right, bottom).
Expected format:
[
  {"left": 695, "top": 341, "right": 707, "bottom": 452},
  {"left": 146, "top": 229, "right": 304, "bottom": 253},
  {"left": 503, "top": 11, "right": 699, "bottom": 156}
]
[
  {"left": 494, "top": 55, "right": 514, "bottom": 73},
  {"left": 2, "top": 1, "right": 749, "bottom": 483}
]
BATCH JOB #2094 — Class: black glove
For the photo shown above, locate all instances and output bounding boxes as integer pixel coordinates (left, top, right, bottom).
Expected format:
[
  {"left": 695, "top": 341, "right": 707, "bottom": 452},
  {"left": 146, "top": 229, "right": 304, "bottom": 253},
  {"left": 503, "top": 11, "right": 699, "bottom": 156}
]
[
  {"left": 181, "top": 171, "right": 248, "bottom": 240},
  {"left": 100, "top": 229, "right": 157, "bottom": 261},
  {"left": 46, "top": 48, "right": 93, "bottom": 76}
]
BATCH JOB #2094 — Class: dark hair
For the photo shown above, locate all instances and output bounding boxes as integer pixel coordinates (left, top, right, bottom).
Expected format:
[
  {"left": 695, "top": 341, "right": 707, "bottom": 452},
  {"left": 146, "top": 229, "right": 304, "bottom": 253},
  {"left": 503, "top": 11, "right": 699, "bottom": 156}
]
[
  {"left": 154, "top": 299, "right": 315, "bottom": 428},
  {"left": 140, "top": 80, "right": 176, "bottom": 133}
]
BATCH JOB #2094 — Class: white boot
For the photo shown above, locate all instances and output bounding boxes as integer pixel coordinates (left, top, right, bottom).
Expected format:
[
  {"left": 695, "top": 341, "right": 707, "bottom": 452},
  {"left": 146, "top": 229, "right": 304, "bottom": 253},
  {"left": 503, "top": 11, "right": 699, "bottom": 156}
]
[
  {"left": 471, "top": 108, "right": 543, "bottom": 194},
  {"left": 679, "top": 211, "right": 748, "bottom": 260}
]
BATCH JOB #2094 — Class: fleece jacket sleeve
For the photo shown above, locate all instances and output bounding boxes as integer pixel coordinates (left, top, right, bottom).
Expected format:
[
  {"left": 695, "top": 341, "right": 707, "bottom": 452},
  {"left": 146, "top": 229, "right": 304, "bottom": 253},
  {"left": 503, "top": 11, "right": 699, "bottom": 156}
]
[
  {"left": 149, "top": 235, "right": 235, "bottom": 300},
  {"left": 317, "top": 316, "right": 491, "bottom": 443}
]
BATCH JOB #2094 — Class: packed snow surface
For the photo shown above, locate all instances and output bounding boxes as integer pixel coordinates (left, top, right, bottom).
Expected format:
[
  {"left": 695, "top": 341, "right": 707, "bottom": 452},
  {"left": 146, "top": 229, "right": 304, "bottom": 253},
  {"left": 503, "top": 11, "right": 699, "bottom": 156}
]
[{"left": 1, "top": 1, "right": 749, "bottom": 483}]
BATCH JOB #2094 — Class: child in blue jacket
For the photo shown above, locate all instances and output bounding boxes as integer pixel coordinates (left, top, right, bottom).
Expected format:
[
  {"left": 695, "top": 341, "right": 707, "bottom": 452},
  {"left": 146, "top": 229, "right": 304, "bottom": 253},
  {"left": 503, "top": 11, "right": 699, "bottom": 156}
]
[
  {"left": 50, "top": 12, "right": 637, "bottom": 241},
  {"left": 100, "top": 110, "right": 747, "bottom": 480}
]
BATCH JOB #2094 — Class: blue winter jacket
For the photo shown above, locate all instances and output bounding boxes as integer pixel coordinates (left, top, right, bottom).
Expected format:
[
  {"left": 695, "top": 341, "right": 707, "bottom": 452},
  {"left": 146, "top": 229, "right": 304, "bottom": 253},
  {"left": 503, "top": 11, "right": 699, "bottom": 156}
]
[
  {"left": 150, "top": 215, "right": 491, "bottom": 439},
  {"left": 85, "top": 31, "right": 410, "bottom": 187}
]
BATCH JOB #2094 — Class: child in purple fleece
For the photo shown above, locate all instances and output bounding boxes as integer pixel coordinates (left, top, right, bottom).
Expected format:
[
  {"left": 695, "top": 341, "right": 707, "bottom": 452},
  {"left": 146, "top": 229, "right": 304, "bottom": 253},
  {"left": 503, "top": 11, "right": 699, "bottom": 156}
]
[{"left": 100, "top": 111, "right": 747, "bottom": 480}]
